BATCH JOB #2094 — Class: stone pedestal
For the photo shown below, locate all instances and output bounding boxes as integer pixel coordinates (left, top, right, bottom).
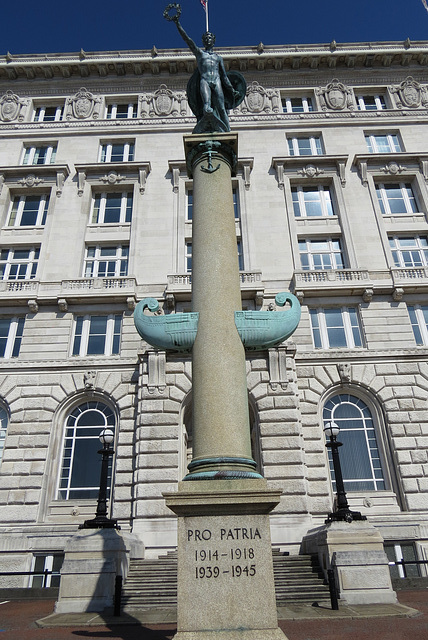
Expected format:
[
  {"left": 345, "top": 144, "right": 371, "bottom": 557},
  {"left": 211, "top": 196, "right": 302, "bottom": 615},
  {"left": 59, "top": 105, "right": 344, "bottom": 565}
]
[
  {"left": 55, "top": 528, "right": 143, "bottom": 613},
  {"left": 302, "top": 520, "right": 396, "bottom": 605},
  {"left": 164, "top": 479, "right": 288, "bottom": 640}
]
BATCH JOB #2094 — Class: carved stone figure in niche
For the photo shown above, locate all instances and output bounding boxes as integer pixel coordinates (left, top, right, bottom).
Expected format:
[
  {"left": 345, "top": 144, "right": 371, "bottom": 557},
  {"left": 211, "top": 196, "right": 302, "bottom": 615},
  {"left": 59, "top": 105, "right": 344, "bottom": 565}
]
[
  {"left": 390, "top": 76, "right": 428, "bottom": 109},
  {"left": 0, "top": 90, "right": 28, "bottom": 122},
  {"left": 316, "top": 79, "right": 354, "bottom": 111},
  {"left": 66, "top": 87, "right": 101, "bottom": 120},
  {"left": 164, "top": 3, "right": 246, "bottom": 132}
]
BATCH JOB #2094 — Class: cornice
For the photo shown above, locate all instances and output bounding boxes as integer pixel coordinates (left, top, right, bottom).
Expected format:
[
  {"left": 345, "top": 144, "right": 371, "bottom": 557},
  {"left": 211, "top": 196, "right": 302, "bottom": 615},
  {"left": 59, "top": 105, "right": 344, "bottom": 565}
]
[{"left": 2, "top": 41, "right": 428, "bottom": 81}]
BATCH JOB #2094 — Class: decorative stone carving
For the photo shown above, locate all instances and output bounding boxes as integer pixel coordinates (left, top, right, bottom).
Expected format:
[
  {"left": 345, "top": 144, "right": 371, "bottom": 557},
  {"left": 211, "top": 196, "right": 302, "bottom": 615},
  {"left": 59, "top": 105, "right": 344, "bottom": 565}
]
[
  {"left": 239, "top": 83, "right": 279, "bottom": 114},
  {"left": 57, "top": 298, "right": 68, "bottom": 312},
  {"left": 140, "top": 85, "right": 188, "bottom": 118},
  {"left": 381, "top": 161, "right": 406, "bottom": 176},
  {"left": 147, "top": 350, "right": 166, "bottom": 394},
  {"left": 390, "top": 76, "right": 428, "bottom": 109},
  {"left": 127, "top": 297, "right": 136, "bottom": 311},
  {"left": 268, "top": 347, "right": 288, "bottom": 391},
  {"left": 363, "top": 288, "right": 374, "bottom": 303},
  {"left": 297, "top": 164, "right": 324, "bottom": 178},
  {"left": 337, "top": 362, "right": 351, "bottom": 383},
  {"left": 28, "top": 299, "right": 38, "bottom": 313},
  {"left": 316, "top": 79, "right": 354, "bottom": 111},
  {"left": 242, "top": 82, "right": 268, "bottom": 113},
  {"left": 393, "top": 287, "right": 404, "bottom": 301},
  {"left": 101, "top": 171, "right": 125, "bottom": 185},
  {"left": 65, "top": 88, "right": 101, "bottom": 120},
  {"left": 18, "top": 174, "right": 44, "bottom": 188},
  {"left": 0, "top": 90, "right": 28, "bottom": 122},
  {"left": 84, "top": 371, "right": 97, "bottom": 390}
]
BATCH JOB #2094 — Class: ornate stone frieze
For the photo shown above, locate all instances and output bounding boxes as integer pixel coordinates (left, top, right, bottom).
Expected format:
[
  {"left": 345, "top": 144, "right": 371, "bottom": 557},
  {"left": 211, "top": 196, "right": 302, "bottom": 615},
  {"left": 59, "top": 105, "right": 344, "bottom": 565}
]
[
  {"left": 316, "top": 79, "right": 354, "bottom": 111},
  {"left": 390, "top": 76, "right": 428, "bottom": 109},
  {"left": 0, "top": 90, "right": 28, "bottom": 122},
  {"left": 238, "top": 82, "right": 280, "bottom": 114},
  {"left": 65, "top": 87, "right": 102, "bottom": 120},
  {"left": 140, "top": 84, "right": 188, "bottom": 118}
]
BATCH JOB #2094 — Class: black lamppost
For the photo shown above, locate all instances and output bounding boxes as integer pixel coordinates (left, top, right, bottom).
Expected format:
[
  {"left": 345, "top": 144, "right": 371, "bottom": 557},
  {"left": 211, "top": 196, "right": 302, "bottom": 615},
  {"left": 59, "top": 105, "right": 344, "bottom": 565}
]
[
  {"left": 80, "top": 428, "right": 119, "bottom": 530},
  {"left": 324, "top": 421, "right": 366, "bottom": 524}
]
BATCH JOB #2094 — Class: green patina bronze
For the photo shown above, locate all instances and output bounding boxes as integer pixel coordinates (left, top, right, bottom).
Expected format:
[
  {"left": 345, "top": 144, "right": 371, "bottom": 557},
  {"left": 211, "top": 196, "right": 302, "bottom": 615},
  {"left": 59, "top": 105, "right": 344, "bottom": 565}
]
[
  {"left": 235, "top": 292, "right": 301, "bottom": 350},
  {"left": 134, "top": 298, "right": 199, "bottom": 352},
  {"left": 134, "top": 293, "right": 300, "bottom": 352},
  {"left": 164, "top": 3, "right": 246, "bottom": 133}
]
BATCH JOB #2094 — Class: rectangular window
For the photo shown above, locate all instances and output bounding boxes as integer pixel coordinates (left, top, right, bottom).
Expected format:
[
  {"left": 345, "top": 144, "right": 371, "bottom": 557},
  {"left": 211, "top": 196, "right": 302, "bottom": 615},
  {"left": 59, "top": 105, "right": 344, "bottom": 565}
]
[
  {"left": 310, "top": 308, "right": 363, "bottom": 349},
  {"left": 8, "top": 195, "right": 49, "bottom": 227},
  {"left": 288, "top": 136, "right": 324, "bottom": 156},
  {"left": 282, "top": 96, "right": 314, "bottom": 113},
  {"left": 0, "top": 247, "right": 39, "bottom": 280},
  {"left": 186, "top": 190, "right": 193, "bottom": 221},
  {"left": 72, "top": 315, "right": 122, "bottom": 356},
  {"left": 0, "top": 317, "right": 25, "bottom": 358},
  {"left": 357, "top": 95, "right": 387, "bottom": 111},
  {"left": 185, "top": 242, "right": 192, "bottom": 272},
  {"left": 186, "top": 187, "right": 239, "bottom": 221},
  {"left": 106, "top": 103, "right": 138, "bottom": 119},
  {"left": 30, "top": 554, "right": 64, "bottom": 588},
  {"left": 185, "top": 241, "right": 242, "bottom": 271},
  {"left": 298, "top": 238, "right": 344, "bottom": 270},
  {"left": 90, "top": 192, "right": 133, "bottom": 224},
  {"left": 385, "top": 543, "right": 421, "bottom": 579},
  {"left": 33, "top": 106, "right": 63, "bottom": 122},
  {"left": 22, "top": 145, "right": 57, "bottom": 165},
  {"left": 84, "top": 245, "right": 129, "bottom": 278},
  {"left": 389, "top": 236, "right": 428, "bottom": 268},
  {"left": 408, "top": 304, "right": 428, "bottom": 345},
  {"left": 376, "top": 183, "right": 418, "bottom": 216},
  {"left": 365, "top": 133, "right": 402, "bottom": 153},
  {"left": 292, "top": 185, "right": 334, "bottom": 217},
  {"left": 99, "top": 142, "right": 134, "bottom": 163}
]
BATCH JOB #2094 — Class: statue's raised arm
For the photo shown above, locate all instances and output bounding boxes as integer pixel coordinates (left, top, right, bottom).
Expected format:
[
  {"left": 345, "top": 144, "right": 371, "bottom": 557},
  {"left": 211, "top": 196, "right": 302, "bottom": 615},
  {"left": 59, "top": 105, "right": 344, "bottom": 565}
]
[{"left": 163, "top": 3, "right": 246, "bottom": 133}]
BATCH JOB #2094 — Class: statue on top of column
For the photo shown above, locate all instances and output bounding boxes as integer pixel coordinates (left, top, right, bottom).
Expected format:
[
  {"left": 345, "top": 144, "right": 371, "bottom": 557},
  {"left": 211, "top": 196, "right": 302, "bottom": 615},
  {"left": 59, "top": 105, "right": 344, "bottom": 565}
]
[{"left": 164, "top": 3, "right": 246, "bottom": 133}]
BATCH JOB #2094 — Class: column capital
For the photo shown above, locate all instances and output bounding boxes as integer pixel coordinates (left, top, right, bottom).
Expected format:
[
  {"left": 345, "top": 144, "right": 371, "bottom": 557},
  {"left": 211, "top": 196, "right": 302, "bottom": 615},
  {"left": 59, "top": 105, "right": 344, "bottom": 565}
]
[{"left": 184, "top": 133, "right": 238, "bottom": 178}]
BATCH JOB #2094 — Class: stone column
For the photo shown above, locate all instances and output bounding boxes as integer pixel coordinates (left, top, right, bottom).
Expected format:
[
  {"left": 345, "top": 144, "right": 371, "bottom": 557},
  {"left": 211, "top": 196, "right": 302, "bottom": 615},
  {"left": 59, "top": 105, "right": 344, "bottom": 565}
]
[
  {"left": 162, "top": 134, "right": 288, "bottom": 640},
  {"left": 183, "top": 133, "right": 259, "bottom": 480}
]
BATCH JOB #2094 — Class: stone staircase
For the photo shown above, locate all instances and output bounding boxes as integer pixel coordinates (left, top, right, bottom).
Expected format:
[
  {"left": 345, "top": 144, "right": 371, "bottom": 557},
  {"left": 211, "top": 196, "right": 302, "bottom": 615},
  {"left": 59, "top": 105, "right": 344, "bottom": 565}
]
[{"left": 121, "top": 549, "right": 330, "bottom": 612}]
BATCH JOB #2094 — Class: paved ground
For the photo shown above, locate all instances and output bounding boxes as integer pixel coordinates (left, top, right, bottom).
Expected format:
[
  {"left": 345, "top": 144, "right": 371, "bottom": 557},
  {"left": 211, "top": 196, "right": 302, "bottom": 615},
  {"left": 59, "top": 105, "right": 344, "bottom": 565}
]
[{"left": 0, "top": 590, "right": 426, "bottom": 639}]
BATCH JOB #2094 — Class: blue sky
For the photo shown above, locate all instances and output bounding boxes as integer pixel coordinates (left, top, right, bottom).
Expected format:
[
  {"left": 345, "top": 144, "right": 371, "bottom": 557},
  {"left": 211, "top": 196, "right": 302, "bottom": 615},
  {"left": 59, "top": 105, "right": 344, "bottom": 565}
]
[{"left": 1, "top": 0, "right": 428, "bottom": 55}]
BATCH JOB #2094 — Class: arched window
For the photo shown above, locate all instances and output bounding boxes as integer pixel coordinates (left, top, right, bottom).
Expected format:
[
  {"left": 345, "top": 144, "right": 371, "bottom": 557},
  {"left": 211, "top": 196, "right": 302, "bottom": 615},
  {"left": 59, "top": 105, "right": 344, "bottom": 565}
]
[
  {"left": 323, "top": 393, "right": 386, "bottom": 492},
  {"left": 57, "top": 401, "right": 115, "bottom": 500},
  {"left": 0, "top": 405, "right": 9, "bottom": 468}
]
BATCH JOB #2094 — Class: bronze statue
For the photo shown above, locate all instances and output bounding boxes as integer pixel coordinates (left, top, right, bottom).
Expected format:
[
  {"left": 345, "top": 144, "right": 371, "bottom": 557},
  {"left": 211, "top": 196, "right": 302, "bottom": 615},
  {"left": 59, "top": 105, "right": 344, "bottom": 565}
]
[{"left": 164, "top": 4, "right": 246, "bottom": 133}]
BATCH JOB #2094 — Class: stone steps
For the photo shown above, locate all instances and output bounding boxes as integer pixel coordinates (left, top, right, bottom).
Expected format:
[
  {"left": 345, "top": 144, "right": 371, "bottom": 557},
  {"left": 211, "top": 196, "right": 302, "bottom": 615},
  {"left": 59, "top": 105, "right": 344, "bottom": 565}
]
[{"left": 121, "top": 549, "right": 330, "bottom": 611}]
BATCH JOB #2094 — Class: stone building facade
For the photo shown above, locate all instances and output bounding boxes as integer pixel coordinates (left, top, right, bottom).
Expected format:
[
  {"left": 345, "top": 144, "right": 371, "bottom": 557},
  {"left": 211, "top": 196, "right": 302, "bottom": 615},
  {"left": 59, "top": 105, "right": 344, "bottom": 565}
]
[{"left": 0, "top": 39, "right": 427, "bottom": 585}]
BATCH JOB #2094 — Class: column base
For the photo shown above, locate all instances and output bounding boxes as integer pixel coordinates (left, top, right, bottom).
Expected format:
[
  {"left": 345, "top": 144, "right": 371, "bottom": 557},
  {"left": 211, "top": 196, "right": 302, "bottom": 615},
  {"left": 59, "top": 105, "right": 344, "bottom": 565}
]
[{"left": 184, "top": 457, "right": 263, "bottom": 481}]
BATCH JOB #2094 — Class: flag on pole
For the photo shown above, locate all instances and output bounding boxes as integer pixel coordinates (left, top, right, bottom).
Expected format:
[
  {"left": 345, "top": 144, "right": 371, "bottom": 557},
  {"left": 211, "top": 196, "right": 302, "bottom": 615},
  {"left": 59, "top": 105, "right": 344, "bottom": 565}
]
[
  {"left": 200, "top": 0, "right": 209, "bottom": 32},
  {"left": 422, "top": 0, "right": 428, "bottom": 12}
]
